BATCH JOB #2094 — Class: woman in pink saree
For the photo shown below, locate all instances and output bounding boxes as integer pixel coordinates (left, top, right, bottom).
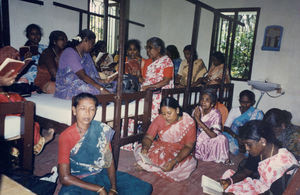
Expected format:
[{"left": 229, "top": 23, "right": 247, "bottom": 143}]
[
  {"left": 193, "top": 88, "right": 229, "bottom": 163},
  {"left": 134, "top": 97, "right": 197, "bottom": 182}
]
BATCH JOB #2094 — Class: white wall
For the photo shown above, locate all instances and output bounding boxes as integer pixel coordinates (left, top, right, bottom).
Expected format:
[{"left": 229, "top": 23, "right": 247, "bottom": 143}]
[
  {"left": 128, "top": 0, "right": 162, "bottom": 57},
  {"left": 128, "top": 0, "right": 300, "bottom": 125},
  {"left": 9, "top": 0, "right": 88, "bottom": 48},
  {"left": 9, "top": 0, "right": 300, "bottom": 124}
]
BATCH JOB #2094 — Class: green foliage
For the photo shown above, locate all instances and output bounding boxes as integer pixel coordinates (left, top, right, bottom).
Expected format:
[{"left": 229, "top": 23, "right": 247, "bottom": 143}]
[{"left": 216, "top": 12, "right": 258, "bottom": 80}]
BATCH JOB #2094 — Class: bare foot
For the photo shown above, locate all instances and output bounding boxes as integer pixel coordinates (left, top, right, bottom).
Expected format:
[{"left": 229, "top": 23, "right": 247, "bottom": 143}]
[{"left": 44, "top": 128, "right": 55, "bottom": 144}]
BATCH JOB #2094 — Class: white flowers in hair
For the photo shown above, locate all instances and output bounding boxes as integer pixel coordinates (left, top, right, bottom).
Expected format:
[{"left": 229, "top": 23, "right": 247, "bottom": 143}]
[{"left": 73, "top": 36, "right": 82, "bottom": 42}]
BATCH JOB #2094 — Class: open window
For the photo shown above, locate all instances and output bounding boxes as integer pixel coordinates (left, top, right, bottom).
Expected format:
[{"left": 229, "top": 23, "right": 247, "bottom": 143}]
[
  {"left": 211, "top": 8, "right": 260, "bottom": 81},
  {"left": 89, "top": 0, "right": 120, "bottom": 54}
]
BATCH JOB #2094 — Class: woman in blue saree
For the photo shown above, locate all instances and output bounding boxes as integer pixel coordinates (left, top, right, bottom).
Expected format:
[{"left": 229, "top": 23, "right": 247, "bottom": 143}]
[
  {"left": 58, "top": 93, "right": 152, "bottom": 195},
  {"left": 223, "top": 90, "right": 264, "bottom": 155}
]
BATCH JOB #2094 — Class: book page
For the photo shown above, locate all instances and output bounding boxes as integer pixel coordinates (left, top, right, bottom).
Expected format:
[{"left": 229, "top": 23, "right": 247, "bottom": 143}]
[
  {"left": 107, "top": 71, "right": 118, "bottom": 79},
  {"left": 138, "top": 152, "right": 161, "bottom": 169},
  {"left": 0, "top": 58, "right": 27, "bottom": 76},
  {"left": 201, "top": 175, "right": 223, "bottom": 195}
]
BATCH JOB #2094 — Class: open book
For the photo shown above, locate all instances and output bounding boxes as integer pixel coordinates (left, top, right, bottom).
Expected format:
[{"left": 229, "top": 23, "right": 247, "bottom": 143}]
[
  {"left": 201, "top": 175, "right": 224, "bottom": 195},
  {"left": 138, "top": 152, "right": 161, "bottom": 169},
  {"left": 19, "top": 45, "right": 39, "bottom": 57},
  {"left": 0, "top": 58, "right": 32, "bottom": 77},
  {"left": 107, "top": 71, "right": 118, "bottom": 79}
]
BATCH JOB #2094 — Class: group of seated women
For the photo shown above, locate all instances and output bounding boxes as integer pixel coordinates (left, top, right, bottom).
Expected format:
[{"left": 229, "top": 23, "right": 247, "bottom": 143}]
[
  {"left": 1, "top": 23, "right": 299, "bottom": 194},
  {"left": 132, "top": 87, "right": 299, "bottom": 194}
]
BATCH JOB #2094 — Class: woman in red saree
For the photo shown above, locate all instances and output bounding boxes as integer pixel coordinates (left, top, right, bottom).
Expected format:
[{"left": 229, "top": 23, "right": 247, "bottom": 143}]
[{"left": 134, "top": 97, "right": 197, "bottom": 182}]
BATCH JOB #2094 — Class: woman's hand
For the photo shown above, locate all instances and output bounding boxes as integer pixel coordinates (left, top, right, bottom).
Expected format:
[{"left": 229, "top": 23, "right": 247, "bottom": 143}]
[
  {"left": 0, "top": 70, "right": 17, "bottom": 86},
  {"left": 98, "top": 189, "right": 108, "bottom": 195},
  {"left": 99, "top": 87, "right": 111, "bottom": 94},
  {"left": 141, "top": 148, "right": 148, "bottom": 154},
  {"left": 220, "top": 178, "right": 231, "bottom": 190},
  {"left": 194, "top": 106, "right": 202, "bottom": 122},
  {"left": 161, "top": 159, "right": 176, "bottom": 172},
  {"left": 108, "top": 189, "right": 118, "bottom": 195}
]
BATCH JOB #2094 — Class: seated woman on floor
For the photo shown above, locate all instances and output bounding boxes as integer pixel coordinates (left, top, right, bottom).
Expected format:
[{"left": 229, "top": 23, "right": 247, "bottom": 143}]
[
  {"left": 264, "top": 108, "right": 300, "bottom": 160},
  {"left": 58, "top": 93, "right": 152, "bottom": 195},
  {"left": 223, "top": 90, "right": 264, "bottom": 155},
  {"left": 220, "top": 120, "right": 299, "bottom": 194},
  {"left": 175, "top": 45, "right": 207, "bottom": 87},
  {"left": 55, "top": 29, "right": 113, "bottom": 100},
  {"left": 34, "top": 30, "right": 67, "bottom": 94},
  {"left": 133, "top": 97, "right": 197, "bottom": 182},
  {"left": 166, "top": 45, "right": 181, "bottom": 78},
  {"left": 192, "top": 88, "right": 229, "bottom": 163},
  {"left": 19, "top": 24, "right": 47, "bottom": 84}
]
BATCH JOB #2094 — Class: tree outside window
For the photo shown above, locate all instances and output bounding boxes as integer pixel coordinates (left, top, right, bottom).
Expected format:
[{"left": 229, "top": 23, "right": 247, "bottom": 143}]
[{"left": 212, "top": 8, "right": 260, "bottom": 81}]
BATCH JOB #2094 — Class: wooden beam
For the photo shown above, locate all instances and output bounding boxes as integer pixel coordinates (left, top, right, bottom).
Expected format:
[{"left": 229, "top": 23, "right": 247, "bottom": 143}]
[
  {"left": 53, "top": 1, "right": 145, "bottom": 27},
  {"left": 186, "top": 0, "right": 244, "bottom": 26},
  {"left": 19, "top": 0, "right": 43, "bottom": 6}
]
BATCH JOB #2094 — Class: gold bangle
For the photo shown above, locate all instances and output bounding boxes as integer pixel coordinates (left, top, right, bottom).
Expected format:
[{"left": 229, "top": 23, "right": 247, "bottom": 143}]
[
  {"left": 110, "top": 188, "right": 118, "bottom": 194},
  {"left": 97, "top": 187, "right": 104, "bottom": 193}
]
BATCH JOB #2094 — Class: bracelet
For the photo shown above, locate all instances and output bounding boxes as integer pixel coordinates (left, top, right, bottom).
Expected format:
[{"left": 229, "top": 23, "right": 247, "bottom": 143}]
[
  {"left": 174, "top": 158, "right": 179, "bottom": 165},
  {"left": 110, "top": 188, "right": 118, "bottom": 194},
  {"left": 97, "top": 187, "right": 105, "bottom": 193},
  {"left": 229, "top": 177, "right": 233, "bottom": 185}
]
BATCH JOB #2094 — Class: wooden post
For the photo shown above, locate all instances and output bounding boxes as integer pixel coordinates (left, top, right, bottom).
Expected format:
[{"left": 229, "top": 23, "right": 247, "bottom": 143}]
[
  {"left": 184, "top": 3, "right": 201, "bottom": 110},
  {"left": 103, "top": 0, "right": 108, "bottom": 43},
  {"left": 112, "top": 0, "right": 127, "bottom": 169}
]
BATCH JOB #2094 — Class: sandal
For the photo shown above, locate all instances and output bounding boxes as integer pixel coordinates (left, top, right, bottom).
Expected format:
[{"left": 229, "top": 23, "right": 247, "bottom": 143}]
[{"left": 34, "top": 136, "right": 45, "bottom": 155}]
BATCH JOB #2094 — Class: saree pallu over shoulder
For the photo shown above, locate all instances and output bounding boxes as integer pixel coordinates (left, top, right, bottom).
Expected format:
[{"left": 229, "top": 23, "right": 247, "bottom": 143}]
[
  {"left": 224, "top": 107, "right": 263, "bottom": 155},
  {"left": 70, "top": 120, "right": 115, "bottom": 177},
  {"left": 134, "top": 113, "right": 197, "bottom": 182}
]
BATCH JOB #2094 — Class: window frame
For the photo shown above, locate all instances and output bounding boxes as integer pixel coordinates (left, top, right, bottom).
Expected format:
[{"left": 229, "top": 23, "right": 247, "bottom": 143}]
[{"left": 210, "top": 7, "right": 261, "bottom": 81}]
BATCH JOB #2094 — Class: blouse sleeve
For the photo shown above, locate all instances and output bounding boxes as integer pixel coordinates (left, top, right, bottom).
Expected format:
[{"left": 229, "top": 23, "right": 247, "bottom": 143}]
[
  {"left": 59, "top": 48, "right": 83, "bottom": 73},
  {"left": 163, "top": 67, "right": 174, "bottom": 78},
  {"left": 226, "top": 150, "right": 298, "bottom": 194},
  {"left": 58, "top": 133, "right": 72, "bottom": 164},
  {"left": 147, "top": 115, "right": 164, "bottom": 137}
]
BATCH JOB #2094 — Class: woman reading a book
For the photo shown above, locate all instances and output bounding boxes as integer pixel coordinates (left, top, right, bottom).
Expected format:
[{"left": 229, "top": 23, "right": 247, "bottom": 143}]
[
  {"left": 58, "top": 93, "right": 152, "bottom": 195},
  {"left": 55, "top": 29, "right": 115, "bottom": 100},
  {"left": 220, "top": 120, "right": 298, "bottom": 194},
  {"left": 193, "top": 88, "right": 229, "bottom": 163},
  {"left": 133, "top": 97, "right": 197, "bottom": 182},
  {"left": 34, "top": 30, "right": 67, "bottom": 94},
  {"left": 19, "top": 24, "right": 47, "bottom": 84},
  {"left": 0, "top": 46, "right": 19, "bottom": 86}
]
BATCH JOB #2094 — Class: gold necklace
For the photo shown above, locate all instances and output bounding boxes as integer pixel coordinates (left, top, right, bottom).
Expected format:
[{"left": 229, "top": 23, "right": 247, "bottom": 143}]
[{"left": 260, "top": 144, "right": 274, "bottom": 161}]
